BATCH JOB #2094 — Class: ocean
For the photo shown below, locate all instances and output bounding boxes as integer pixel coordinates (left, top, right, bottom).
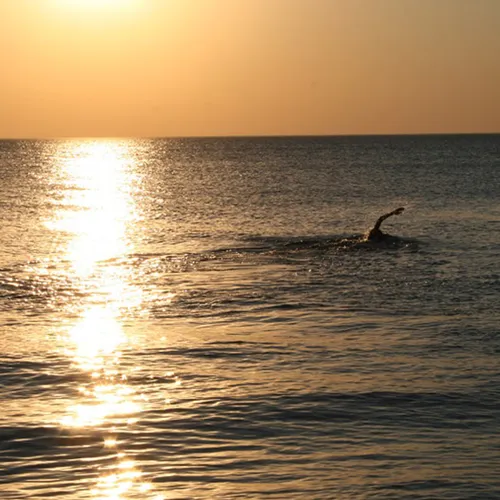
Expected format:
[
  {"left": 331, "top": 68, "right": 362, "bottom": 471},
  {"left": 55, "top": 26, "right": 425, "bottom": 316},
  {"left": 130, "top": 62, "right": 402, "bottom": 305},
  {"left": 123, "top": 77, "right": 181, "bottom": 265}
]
[{"left": 0, "top": 135, "right": 499, "bottom": 499}]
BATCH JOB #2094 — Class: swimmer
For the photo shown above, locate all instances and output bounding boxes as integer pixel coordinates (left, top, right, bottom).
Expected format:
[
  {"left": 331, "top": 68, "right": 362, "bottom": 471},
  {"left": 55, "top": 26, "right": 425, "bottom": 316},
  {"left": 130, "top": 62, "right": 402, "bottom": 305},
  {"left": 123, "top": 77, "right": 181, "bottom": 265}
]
[{"left": 366, "top": 207, "right": 405, "bottom": 242}]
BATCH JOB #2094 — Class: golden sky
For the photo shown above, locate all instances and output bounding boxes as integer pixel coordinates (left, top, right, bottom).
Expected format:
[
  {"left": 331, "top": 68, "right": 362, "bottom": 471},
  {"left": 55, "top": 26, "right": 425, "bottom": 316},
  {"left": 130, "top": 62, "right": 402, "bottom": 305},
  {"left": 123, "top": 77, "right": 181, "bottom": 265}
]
[{"left": 1, "top": 0, "right": 499, "bottom": 138}]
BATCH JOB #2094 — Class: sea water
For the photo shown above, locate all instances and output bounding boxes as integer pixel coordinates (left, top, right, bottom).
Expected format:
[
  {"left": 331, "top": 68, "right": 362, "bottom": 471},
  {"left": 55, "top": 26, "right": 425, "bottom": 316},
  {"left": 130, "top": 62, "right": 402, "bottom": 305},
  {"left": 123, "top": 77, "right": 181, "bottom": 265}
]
[{"left": 1, "top": 135, "right": 499, "bottom": 499}]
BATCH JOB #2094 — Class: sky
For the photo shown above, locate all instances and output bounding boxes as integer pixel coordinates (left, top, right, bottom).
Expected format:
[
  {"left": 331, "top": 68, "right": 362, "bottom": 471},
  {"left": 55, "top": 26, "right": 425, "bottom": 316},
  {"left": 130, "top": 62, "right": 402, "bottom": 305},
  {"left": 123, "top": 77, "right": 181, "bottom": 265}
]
[{"left": 1, "top": 0, "right": 499, "bottom": 138}]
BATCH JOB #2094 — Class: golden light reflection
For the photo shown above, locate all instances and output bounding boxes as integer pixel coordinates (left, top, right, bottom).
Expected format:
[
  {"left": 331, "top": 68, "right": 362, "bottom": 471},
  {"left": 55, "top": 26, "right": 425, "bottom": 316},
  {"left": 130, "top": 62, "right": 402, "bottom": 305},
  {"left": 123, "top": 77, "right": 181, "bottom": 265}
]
[
  {"left": 62, "top": 383, "right": 142, "bottom": 428},
  {"left": 69, "top": 306, "right": 125, "bottom": 368},
  {"left": 91, "top": 455, "right": 167, "bottom": 500},
  {"left": 104, "top": 438, "right": 118, "bottom": 448},
  {"left": 49, "top": 140, "right": 163, "bottom": 499},
  {"left": 48, "top": 141, "right": 139, "bottom": 276}
]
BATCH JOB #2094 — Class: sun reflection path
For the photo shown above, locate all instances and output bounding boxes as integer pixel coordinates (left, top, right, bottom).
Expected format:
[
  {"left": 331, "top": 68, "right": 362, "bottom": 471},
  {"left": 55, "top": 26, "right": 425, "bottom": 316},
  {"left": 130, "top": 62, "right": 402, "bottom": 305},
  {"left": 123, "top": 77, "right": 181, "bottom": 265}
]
[
  {"left": 61, "top": 305, "right": 142, "bottom": 428},
  {"left": 47, "top": 141, "right": 140, "bottom": 275},
  {"left": 49, "top": 141, "right": 162, "bottom": 499}
]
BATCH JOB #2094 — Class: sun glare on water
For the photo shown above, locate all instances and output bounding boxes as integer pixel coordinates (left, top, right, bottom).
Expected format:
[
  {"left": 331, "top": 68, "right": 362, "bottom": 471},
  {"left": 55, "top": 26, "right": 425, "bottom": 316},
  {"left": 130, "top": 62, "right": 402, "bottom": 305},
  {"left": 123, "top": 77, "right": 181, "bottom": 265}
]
[
  {"left": 48, "top": 141, "right": 139, "bottom": 275},
  {"left": 52, "top": 140, "right": 143, "bottom": 426},
  {"left": 46, "top": 140, "right": 164, "bottom": 499}
]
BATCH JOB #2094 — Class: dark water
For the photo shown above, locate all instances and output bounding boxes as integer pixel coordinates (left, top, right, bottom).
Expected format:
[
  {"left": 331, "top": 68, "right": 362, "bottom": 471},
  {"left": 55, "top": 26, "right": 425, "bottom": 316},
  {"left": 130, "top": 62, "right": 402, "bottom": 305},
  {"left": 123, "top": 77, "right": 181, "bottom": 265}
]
[{"left": 1, "top": 135, "right": 499, "bottom": 499}]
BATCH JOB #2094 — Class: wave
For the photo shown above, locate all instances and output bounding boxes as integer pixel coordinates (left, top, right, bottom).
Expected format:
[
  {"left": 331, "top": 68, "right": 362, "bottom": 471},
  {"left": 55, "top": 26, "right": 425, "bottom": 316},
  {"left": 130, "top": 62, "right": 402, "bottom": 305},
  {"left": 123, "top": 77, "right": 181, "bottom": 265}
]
[
  {"left": 140, "top": 388, "right": 497, "bottom": 435},
  {"left": 214, "top": 233, "right": 419, "bottom": 254},
  {"left": 0, "top": 358, "right": 85, "bottom": 399}
]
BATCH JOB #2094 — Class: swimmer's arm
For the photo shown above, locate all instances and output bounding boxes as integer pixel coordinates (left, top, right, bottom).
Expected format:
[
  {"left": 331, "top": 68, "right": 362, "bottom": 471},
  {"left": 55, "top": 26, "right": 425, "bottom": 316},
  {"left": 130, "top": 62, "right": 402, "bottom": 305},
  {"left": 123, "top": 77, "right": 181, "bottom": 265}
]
[{"left": 372, "top": 207, "right": 405, "bottom": 231}]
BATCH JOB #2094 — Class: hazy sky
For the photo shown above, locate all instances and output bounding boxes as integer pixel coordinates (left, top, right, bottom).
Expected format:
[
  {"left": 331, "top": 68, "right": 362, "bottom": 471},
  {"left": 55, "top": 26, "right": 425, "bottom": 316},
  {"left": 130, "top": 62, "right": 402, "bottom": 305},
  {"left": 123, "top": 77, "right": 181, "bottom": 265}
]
[{"left": 1, "top": 0, "right": 499, "bottom": 138}]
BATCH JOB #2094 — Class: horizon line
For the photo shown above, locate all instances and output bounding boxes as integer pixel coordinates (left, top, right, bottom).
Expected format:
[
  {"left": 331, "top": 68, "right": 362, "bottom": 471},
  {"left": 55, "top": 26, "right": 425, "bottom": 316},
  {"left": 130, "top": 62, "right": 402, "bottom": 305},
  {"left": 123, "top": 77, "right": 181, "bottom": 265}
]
[{"left": 1, "top": 131, "right": 499, "bottom": 141}]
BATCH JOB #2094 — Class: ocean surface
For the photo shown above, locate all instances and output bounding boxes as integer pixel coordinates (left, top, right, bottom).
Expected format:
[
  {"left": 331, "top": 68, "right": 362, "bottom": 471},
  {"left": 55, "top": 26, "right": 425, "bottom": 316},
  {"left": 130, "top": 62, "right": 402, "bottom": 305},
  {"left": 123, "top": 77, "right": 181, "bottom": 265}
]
[{"left": 0, "top": 135, "right": 499, "bottom": 499}]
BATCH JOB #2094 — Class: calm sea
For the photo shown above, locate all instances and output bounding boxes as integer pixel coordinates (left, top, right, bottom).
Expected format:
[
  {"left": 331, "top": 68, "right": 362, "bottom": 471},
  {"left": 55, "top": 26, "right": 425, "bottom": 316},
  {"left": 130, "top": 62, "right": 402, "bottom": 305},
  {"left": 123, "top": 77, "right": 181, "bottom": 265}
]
[{"left": 1, "top": 135, "right": 499, "bottom": 499}]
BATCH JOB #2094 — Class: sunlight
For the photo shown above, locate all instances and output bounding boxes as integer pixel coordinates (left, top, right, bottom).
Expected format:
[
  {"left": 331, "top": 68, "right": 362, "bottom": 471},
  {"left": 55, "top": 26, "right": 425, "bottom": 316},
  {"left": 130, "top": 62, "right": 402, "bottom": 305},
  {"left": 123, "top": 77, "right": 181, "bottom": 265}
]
[
  {"left": 53, "top": 0, "right": 138, "bottom": 11},
  {"left": 60, "top": 300, "right": 159, "bottom": 497},
  {"left": 47, "top": 0, "right": 144, "bottom": 27},
  {"left": 69, "top": 306, "right": 124, "bottom": 367},
  {"left": 47, "top": 140, "right": 165, "bottom": 499},
  {"left": 47, "top": 141, "right": 139, "bottom": 276},
  {"left": 50, "top": 140, "right": 144, "bottom": 383},
  {"left": 62, "top": 306, "right": 142, "bottom": 428},
  {"left": 92, "top": 459, "right": 149, "bottom": 500}
]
